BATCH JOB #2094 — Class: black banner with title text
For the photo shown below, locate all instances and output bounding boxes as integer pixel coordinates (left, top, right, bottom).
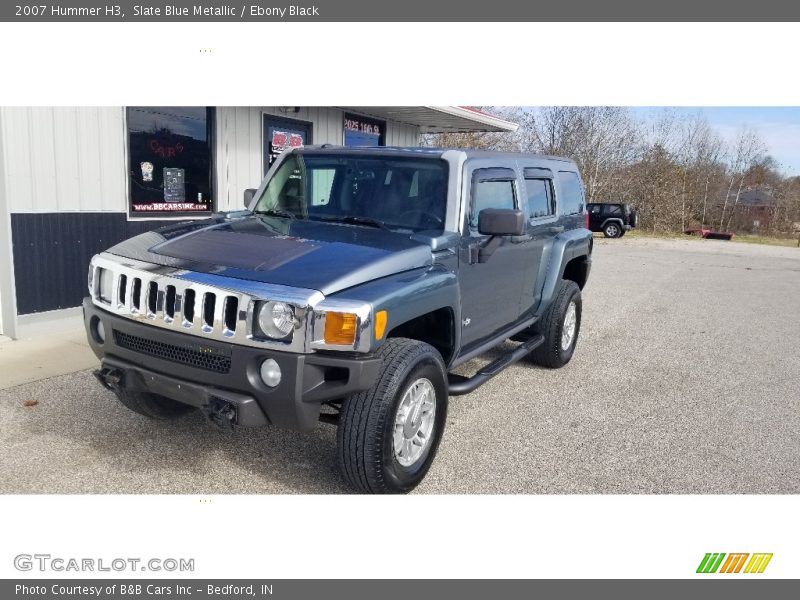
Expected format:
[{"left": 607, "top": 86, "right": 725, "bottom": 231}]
[{"left": 3, "top": 0, "right": 800, "bottom": 22}]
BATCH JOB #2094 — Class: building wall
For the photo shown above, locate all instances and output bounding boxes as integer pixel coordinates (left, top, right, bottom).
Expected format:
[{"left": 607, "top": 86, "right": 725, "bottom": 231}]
[
  {"left": 1, "top": 107, "right": 127, "bottom": 213},
  {"left": 0, "top": 106, "right": 420, "bottom": 321}
]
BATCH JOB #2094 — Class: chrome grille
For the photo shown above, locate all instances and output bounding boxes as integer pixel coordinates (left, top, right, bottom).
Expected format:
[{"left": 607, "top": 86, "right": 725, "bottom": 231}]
[{"left": 89, "top": 253, "right": 324, "bottom": 353}]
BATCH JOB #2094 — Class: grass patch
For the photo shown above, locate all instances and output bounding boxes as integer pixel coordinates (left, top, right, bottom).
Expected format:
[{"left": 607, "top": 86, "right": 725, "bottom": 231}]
[
  {"left": 599, "top": 229, "right": 799, "bottom": 248},
  {"left": 729, "top": 234, "right": 799, "bottom": 248}
]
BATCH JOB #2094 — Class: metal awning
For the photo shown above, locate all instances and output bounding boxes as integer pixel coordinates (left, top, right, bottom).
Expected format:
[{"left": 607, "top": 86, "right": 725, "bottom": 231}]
[{"left": 339, "top": 106, "right": 518, "bottom": 133}]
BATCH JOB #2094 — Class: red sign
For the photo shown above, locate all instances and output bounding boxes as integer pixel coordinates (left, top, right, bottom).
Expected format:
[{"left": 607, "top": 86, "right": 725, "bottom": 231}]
[
  {"left": 272, "top": 131, "right": 288, "bottom": 147},
  {"left": 148, "top": 139, "right": 184, "bottom": 158}
]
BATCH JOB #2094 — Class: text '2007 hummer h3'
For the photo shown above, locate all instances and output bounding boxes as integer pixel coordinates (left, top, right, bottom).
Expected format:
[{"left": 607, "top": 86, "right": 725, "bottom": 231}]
[{"left": 85, "top": 146, "right": 593, "bottom": 493}]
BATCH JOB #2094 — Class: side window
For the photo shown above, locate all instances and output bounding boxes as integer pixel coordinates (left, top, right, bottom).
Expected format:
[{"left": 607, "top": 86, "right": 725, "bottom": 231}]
[
  {"left": 604, "top": 204, "right": 622, "bottom": 216},
  {"left": 557, "top": 171, "right": 585, "bottom": 216},
  {"left": 470, "top": 168, "right": 517, "bottom": 229},
  {"left": 525, "top": 178, "right": 554, "bottom": 219},
  {"left": 589, "top": 204, "right": 602, "bottom": 215}
]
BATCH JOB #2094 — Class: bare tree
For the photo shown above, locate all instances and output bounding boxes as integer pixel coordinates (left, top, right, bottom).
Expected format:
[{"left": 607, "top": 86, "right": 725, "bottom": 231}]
[{"left": 719, "top": 128, "right": 766, "bottom": 230}]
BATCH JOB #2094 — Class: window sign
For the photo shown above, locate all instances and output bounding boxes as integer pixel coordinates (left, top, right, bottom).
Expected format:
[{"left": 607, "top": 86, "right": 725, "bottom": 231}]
[
  {"left": 127, "top": 107, "right": 214, "bottom": 216},
  {"left": 163, "top": 168, "right": 186, "bottom": 203},
  {"left": 264, "top": 115, "right": 312, "bottom": 172},
  {"left": 344, "top": 113, "right": 385, "bottom": 147}
]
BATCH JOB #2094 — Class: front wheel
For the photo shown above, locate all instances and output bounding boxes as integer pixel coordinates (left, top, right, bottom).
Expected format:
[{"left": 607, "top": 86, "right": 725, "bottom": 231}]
[
  {"left": 337, "top": 338, "right": 448, "bottom": 494},
  {"left": 528, "top": 279, "right": 582, "bottom": 369}
]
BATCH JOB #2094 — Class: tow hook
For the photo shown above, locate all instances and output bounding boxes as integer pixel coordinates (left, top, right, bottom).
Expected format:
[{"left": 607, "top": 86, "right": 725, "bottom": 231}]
[
  {"left": 202, "top": 397, "right": 236, "bottom": 431},
  {"left": 93, "top": 367, "right": 123, "bottom": 391}
]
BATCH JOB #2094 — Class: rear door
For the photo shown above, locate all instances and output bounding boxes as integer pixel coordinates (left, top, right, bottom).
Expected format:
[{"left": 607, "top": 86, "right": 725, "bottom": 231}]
[{"left": 519, "top": 167, "right": 559, "bottom": 316}]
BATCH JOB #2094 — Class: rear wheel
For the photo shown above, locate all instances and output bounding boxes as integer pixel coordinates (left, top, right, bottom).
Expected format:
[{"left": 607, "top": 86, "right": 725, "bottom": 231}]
[
  {"left": 603, "top": 222, "right": 621, "bottom": 238},
  {"left": 528, "top": 279, "right": 582, "bottom": 369},
  {"left": 337, "top": 338, "right": 448, "bottom": 494},
  {"left": 113, "top": 388, "right": 195, "bottom": 420}
]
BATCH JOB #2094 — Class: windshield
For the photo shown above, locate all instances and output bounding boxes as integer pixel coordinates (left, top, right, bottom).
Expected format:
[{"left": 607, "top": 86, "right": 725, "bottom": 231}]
[{"left": 253, "top": 153, "right": 448, "bottom": 232}]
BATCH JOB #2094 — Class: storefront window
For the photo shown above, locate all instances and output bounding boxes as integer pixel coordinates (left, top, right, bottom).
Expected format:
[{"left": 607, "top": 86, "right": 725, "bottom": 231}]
[
  {"left": 343, "top": 113, "right": 385, "bottom": 146},
  {"left": 127, "top": 107, "right": 214, "bottom": 217}
]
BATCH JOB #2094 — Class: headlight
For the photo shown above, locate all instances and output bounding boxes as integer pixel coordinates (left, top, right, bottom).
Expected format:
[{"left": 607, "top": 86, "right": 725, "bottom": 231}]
[{"left": 257, "top": 301, "right": 295, "bottom": 339}]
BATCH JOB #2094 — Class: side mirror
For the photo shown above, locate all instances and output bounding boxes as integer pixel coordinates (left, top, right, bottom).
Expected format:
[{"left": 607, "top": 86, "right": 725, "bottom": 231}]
[
  {"left": 243, "top": 188, "right": 257, "bottom": 208},
  {"left": 478, "top": 208, "right": 525, "bottom": 236}
]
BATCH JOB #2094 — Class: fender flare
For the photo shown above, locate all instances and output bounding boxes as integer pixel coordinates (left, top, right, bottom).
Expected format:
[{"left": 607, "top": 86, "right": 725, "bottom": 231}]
[
  {"left": 536, "top": 228, "right": 592, "bottom": 319},
  {"left": 600, "top": 218, "right": 625, "bottom": 231},
  {"left": 326, "top": 265, "right": 461, "bottom": 356}
]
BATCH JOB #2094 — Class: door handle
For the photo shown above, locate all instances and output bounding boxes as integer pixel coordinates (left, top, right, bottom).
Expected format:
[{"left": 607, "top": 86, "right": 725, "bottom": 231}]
[{"left": 548, "top": 225, "right": 565, "bottom": 234}]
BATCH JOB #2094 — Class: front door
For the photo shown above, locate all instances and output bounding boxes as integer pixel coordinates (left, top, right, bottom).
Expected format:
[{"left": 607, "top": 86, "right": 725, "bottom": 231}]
[
  {"left": 458, "top": 168, "right": 528, "bottom": 351},
  {"left": 263, "top": 115, "right": 313, "bottom": 174},
  {"left": 588, "top": 203, "right": 603, "bottom": 229}
]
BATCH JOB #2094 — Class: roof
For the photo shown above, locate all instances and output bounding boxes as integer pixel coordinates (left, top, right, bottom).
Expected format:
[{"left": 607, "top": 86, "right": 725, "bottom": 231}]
[
  {"left": 297, "top": 146, "right": 574, "bottom": 163},
  {"left": 738, "top": 189, "right": 776, "bottom": 206},
  {"left": 339, "top": 106, "right": 519, "bottom": 133}
]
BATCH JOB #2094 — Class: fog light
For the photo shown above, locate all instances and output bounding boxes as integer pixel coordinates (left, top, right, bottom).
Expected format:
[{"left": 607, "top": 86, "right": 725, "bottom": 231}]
[
  {"left": 260, "top": 358, "right": 281, "bottom": 387},
  {"left": 90, "top": 316, "right": 106, "bottom": 344}
]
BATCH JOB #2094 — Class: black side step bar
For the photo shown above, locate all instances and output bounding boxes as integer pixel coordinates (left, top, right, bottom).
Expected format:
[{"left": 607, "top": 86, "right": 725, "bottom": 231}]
[{"left": 447, "top": 334, "right": 545, "bottom": 396}]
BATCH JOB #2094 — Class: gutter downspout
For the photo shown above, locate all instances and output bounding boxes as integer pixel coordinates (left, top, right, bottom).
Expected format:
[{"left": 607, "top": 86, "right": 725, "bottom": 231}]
[{"left": 0, "top": 107, "right": 19, "bottom": 338}]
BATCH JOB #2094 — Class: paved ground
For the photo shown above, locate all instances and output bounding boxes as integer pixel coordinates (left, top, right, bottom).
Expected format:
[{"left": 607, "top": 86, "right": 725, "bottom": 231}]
[
  {"left": 0, "top": 310, "right": 95, "bottom": 390},
  {"left": 1, "top": 237, "right": 798, "bottom": 494}
]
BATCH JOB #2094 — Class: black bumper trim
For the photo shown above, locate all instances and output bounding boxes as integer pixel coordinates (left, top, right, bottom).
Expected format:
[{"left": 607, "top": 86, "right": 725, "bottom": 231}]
[{"left": 83, "top": 298, "right": 382, "bottom": 431}]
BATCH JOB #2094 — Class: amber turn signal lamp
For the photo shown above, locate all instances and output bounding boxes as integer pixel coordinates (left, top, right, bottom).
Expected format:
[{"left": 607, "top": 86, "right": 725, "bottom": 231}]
[
  {"left": 374, "top": 310, "right": 388, "bottom": 340},
  {"left": 324, "top": 312, "right": 358, "bottom": 345}
]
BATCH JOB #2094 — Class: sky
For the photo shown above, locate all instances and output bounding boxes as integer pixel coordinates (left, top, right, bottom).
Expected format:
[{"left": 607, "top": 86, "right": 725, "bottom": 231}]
[{"left": 631, "top": 107, "right": 800, "bottom": 176}]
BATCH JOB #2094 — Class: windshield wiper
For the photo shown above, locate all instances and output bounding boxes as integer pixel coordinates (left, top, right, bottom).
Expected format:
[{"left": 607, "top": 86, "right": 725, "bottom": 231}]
[
  {"left": 253, "top": 208, "right": 297, "bottom": 220},
  {"left": 314, "top": 215, "right": 388, "bottom": 230}
]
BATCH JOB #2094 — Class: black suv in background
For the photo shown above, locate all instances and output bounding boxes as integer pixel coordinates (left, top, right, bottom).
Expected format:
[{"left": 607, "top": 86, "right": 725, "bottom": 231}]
[{"left": 587, "top": 202, "right": 638, "bottom": 238}]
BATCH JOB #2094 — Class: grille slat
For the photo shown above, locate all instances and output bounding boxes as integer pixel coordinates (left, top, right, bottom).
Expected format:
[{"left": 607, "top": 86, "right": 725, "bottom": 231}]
[
  {"left": 183, "top": 289, "right": 196, "bottom": 325},
  {"left": 201, "top": 292, "right": 216, "bottom": 332},
  {"left": 118, "top": 274, "right": 128, "bottom": 306},
  {"left": 113, "top": 330, "right": 231, "bottom": 374},
  {"left": 164, "top": 285, "right": 176, "bottom": 321},
  {"left": 223, "top": 296, "right": 238, "bottom": 334},
  {"left": 131, "top": 278, "right": 142, "bottom": 312}
]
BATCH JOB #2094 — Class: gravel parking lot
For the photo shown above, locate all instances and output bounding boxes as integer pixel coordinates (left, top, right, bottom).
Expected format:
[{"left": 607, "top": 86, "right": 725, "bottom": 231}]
[{"left": 1, "top": 237, "right": 798, "bottom": 494}]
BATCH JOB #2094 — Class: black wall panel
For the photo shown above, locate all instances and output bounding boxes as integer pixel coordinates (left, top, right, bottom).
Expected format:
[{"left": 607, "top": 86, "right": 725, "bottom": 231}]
[{"left": 11, "top": 213, "right": 181, "bottom": 315}]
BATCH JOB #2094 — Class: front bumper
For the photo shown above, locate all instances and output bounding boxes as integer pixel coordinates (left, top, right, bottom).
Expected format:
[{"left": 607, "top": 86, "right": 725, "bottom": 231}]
[{"left": 83, "top": 298, "right": 381, "bottom": 431}]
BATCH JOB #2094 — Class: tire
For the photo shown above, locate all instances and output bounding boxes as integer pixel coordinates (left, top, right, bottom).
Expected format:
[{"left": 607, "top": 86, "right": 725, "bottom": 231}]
[
  {"left": 528, "top": 279, "right": 582, "bottom": 369},
  {"left": 337, "top": 338, "right": 448, "bottom": 494},
  {"left": 629, "top": 210, "right": 639, "bottom": 228},
  {"left": 618, "top": 229, "right": 626, "bottom": 237},
  {"left": 603, "top": 222, "right": 621, "bottom": 238},
  {"left": 113, "top": 388, "right": 195, "bottom": 420}
]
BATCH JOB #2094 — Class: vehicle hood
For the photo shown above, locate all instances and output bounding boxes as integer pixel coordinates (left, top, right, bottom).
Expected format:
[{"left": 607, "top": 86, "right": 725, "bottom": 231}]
[{"left": 105, "top": 215, "right": 434, "bottom": 296}]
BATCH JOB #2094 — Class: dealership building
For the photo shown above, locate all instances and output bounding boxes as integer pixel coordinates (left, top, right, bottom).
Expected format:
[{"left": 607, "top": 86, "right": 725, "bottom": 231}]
[{"left": 0, "top": 106, "right": 517, "bottom": 338}]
